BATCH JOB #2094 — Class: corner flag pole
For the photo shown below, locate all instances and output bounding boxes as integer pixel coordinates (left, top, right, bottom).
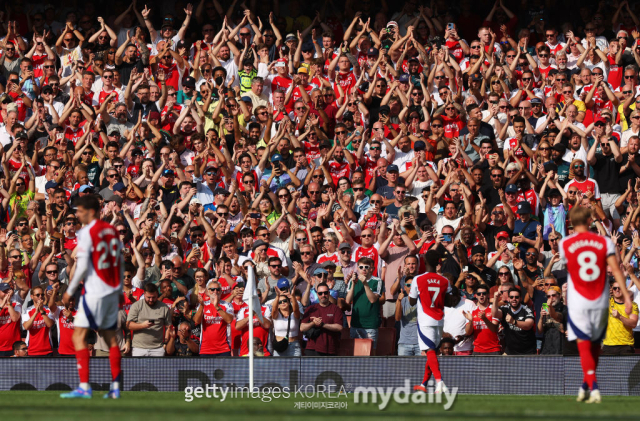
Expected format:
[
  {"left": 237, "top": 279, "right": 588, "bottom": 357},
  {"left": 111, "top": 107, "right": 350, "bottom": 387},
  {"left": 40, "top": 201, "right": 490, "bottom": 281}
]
[{"left": 242, "top": 265, "right": 262, "bottom": 391}]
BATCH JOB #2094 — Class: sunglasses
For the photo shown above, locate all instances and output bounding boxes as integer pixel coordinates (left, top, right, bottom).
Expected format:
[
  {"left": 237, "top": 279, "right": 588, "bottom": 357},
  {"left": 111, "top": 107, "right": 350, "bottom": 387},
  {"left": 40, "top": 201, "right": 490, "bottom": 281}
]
[
  {"left": 46, "top": 270, "right": 58, "bottom": 274},
  {"left": 546, "top": 294, "right": 558, "bottom": 298},
  {"left": 208, "top": 287, "right": 221, "bottom": 292},
  {"left": 269, "top": 265, "right": 280, "bottom": 268},
  {"left": 278, "top": 299, "right": 289, "bottom": 304},
  {"left": 509, "top": 295, "right": 520, "bottom": 299},
  {"left": 498, "top": 272, "right": 510, "bottom": 276},
  {"left": 317, "top": 291, "right": 330, "bottom": 296},
  {"left": 358, "top": 265, "right": 371, "bottom": 270},
  {"left": 300, "top": 252, "right": 312, "bottom": 256},
  {"left": 296, "top": 237, "right": 308, "bottom": 242},
  {"left": 574, "top": 165, "right": 585, "bottom": 169},
  {"left": 475, "top": 291, "right": 487, "bottom": 296},
  {"left": 612, "top": 287, "right": 621, "bottom": 291}
]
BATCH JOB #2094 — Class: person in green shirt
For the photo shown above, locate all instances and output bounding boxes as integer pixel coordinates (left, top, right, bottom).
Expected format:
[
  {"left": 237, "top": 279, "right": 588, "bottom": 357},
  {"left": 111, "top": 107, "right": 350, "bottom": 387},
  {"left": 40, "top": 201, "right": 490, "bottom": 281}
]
[{"left": 346, "top": 257, "right": 385, "bottom": 353}]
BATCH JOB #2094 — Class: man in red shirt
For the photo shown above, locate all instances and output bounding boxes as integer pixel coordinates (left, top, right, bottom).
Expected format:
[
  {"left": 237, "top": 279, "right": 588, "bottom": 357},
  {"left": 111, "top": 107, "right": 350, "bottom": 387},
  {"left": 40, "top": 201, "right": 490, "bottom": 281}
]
[
  {"left": 51, "top": 292, "right": 77, "bottom": 356},
  {"left": 22, "top": 286, "right": 55, "bottom": 356},
  {"left": 463, "top": 284, "right": 501, "bottom": 354},
  {"left": 0, "top": 283, "right": 22, "bottom": 356},
  {"left": 236, "top": 298, "right": 272, "bottom": 357},
  {"left": 192, "top": 280, "right": 235, "bottom": 356}
]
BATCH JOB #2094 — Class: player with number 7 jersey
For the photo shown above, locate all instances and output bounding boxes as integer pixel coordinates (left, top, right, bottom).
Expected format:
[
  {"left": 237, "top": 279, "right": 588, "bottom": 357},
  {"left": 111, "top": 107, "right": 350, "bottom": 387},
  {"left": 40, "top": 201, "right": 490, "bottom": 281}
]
[{"left": 409, "top": 250, "right": 452, "bottom": 395}]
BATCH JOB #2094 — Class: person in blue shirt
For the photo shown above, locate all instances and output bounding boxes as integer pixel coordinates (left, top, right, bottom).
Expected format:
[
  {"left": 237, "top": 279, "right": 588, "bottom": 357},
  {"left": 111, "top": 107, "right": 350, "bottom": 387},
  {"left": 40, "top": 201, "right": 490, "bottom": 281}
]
[{"left": 513, "top": 201, "right": 541, "bottom": 258}]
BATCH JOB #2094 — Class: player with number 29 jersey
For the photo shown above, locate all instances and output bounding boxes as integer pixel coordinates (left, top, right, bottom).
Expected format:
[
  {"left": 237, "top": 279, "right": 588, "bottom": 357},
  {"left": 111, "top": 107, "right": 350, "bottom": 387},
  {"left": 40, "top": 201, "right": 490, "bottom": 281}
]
[
  {"left": 559, "top": 231, "right": 615, "bottom": 341},
  {"left": 67, "top": 219, "right": 123, "bottom": 329}
]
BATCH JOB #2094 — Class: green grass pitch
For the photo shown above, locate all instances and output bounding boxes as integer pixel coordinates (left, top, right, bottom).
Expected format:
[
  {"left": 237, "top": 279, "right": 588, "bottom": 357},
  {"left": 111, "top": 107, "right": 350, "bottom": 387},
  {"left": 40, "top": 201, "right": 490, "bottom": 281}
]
[{"left": 1, "top": 391, "right": 640, "bottom": 421}]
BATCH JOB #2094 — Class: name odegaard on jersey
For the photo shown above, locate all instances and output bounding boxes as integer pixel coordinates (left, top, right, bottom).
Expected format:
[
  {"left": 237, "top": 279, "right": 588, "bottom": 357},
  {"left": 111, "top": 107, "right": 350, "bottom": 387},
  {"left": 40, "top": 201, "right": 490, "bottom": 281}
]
[{"left": 568, "top": 240, "right": 604, "bottom": 254}]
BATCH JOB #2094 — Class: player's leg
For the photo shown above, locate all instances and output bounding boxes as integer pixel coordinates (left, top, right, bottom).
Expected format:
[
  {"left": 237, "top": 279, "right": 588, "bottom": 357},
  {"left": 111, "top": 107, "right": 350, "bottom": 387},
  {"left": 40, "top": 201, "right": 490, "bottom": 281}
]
[
  {"left": 103, "top": 329, "right": 122, "bottom": 399},
  {"left": 576, "top": 338, "right": 597, "bottom": 401},
  {"left": 60, "top": 327, "right": 92, "bottom": 399}
]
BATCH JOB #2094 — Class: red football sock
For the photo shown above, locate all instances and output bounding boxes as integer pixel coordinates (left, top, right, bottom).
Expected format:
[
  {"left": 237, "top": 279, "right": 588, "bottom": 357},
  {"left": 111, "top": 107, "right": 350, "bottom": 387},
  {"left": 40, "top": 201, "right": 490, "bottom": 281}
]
[
  {"left": 577, "top": 340, "right": 596, "bottom": 389},
  {"left": 109, "top": 346, "right": 122, "bottom": 383},
  {"left": 421, "top": 357, "right": 432, "bottom": 385},
  {"left": 427, "top": 349, "right": 442, "bottom": 382},
  {"left": 76, "top": 348, "right": 90, "bottom": 384}
]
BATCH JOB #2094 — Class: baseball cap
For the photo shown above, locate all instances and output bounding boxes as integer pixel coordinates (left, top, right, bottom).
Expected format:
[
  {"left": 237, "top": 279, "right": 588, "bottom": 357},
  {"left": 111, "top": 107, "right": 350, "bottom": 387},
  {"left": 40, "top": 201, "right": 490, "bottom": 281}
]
[
  {"left": 530, "top": 97, "right": 542, "bottom": 105},
  {"left": 240, "top": 96, "right": 252, "bottom": 103},
  {"left": 45, "top": 181, "right": 59, "bottom": 190},
  {"left": 321, "top": 260, "right": 337, "bottom": 269},
  {"left": 42, "top": 85, "right": 53, "bottom": 95},
  {"left": 214, "top": 187, "right": 230, "bottom": 196},
  {"left": 387, "top": 21, "right": 398, "bottom": 28},
  {"left": 516, "top": 201, "right": 532, "bottom": 214},
  {"left": 183, "top": 76, "right": 196, "bottom": 88},
  {"left": 252, "top": 239, "right": 267, "bottom": 250},
  {"left": 551, "top": 143, "right": 566, "bottom": 153},
  {"left": 271, "top": 153, "right": 283, "bottom": 163},
  {"left": 297, "top": 67, "right": 308, "bottom": 74},
  {"left": 232, "top": 281, "right": 245, "bottom": 289},
  {"left": 470, "top": 72, "right": 482, "bottom": 81},
  {"left": 367, "top": 47, "right": 379, "bottom": 56},
  {"left": 379, "top": 105, "right": 391, "bottom": 115},
  {"left": 398, "top": 74, "right": 410, "bottom": 83},
  {"left": 162, "top": 169, "right": 175, "bottom": 177},
  {"left": 505, "top": 183, "right": 518, "bottom": 194},
  {"left": 275, "top": 58, "right": 287, "bottom": 68},
  {"left": 471, "top": 245, "right": 486, "bottom": 256},
  {"left": 387, "top": 164, "right": 399, "bottom": 173},
  {"left": 338, "top": 242, "right": 352, "bottom": 251},
  {"left": 106, "top": 196, "right": 123, "bottom": 205},
  {"left": 414, "top": 140, "right": 426, "bottom": 151},
  {"left": 313, "top": 268, "right": 329, "bottom": 276},
  {"left": 79, "top": 185, "right": 93, "bottom": 193},
  {"left": 0, "top": 283, "right": 11, "bottom": 292},
  {"left": 594, "top": 116, "right": 607, "bottom": 125},
  {"left": 408, "top": 57, "right": 420, "bottom": 64},
  {"left": 15, "top": 131, "right": 28, "bottom": 140},
  {"left": 496, "top": 231, "right": 510, "bottom": 240},
  {"left": 113, "top": 182, "right": 126, "bottom": 192},
  {"left": 277, "top": 278, "right": 290, "bottom": 290},
  {"left": 285, "top": 33, "right": 296, "bottom": 42},
  {"left": 190, "top": 197, "right": 202, "bottom": 206},
  {"left": 148, "top": 111, "right": 161, "bottom": 121},
  {"left": 131, "top": 148, "right": 143, "bottom": 157}
]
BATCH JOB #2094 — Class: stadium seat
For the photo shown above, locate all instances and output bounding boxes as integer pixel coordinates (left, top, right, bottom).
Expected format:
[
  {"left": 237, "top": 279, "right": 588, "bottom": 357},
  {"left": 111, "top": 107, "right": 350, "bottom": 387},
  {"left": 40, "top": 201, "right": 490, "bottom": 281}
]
[
  {"left": 376, "top": 327, "right": 396, "bottom": 356},
  {"left": 338, "top": 339, "right": 354, "bottom": 356},
  {"left": 341, "top": 327, "right": 351, "bottom": 339},
  {"left": 353, "top": 338, "right": 373, "bottom": 356}
]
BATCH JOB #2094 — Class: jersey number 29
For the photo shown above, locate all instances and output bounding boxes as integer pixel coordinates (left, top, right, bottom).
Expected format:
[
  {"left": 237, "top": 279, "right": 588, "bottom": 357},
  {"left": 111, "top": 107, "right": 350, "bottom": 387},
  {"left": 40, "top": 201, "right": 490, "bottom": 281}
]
[{"left": 96, "top": 238, "right": 119, "bottom": 270}]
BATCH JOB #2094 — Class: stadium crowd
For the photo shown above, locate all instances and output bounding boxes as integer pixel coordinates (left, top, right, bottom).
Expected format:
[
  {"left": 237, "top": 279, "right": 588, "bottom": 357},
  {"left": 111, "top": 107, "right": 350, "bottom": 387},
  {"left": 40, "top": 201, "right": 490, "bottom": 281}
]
[{"left": 2, "top": 0, "right": 640, "bottom": 358}]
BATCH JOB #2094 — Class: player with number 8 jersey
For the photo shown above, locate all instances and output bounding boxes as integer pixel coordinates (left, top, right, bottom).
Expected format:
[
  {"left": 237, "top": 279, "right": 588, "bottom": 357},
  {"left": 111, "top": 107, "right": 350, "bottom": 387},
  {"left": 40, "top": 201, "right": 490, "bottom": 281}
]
[{"left": 559, "top": 206, "right": 633, "bottom": 403}]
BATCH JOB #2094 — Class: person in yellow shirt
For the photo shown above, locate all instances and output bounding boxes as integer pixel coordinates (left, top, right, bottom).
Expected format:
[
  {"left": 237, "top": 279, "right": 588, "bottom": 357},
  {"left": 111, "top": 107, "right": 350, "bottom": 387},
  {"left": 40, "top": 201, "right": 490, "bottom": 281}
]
[{"left": 602, "top": 281, "right": 639, "bottom": 355}]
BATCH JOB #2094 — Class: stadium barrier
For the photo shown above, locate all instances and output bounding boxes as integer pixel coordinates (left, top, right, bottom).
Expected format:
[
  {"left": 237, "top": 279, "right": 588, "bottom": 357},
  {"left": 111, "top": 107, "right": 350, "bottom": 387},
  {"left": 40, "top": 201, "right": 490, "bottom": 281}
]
[{"left": 3, "top": 356, "right": 640, "bottom": 396}]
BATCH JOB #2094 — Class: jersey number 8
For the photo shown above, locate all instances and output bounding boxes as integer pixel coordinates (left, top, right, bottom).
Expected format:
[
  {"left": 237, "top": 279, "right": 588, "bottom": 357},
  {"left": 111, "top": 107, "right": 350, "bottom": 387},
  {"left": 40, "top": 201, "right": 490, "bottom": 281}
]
[
  {"left": 577, "top": 251, "right": 600, "bottom": 282},
  {"left": 96, "top": 238, "right": 120, "bottom": 270}
]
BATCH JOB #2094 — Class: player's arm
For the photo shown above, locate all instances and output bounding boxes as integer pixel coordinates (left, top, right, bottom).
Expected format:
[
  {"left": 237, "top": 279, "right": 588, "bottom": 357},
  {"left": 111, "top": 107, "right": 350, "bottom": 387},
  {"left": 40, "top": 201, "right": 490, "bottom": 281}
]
[
  {"left": 64, "top": 232, "right": 91, "bottom": 299},
  {"left": 491, "top": 291, "right": 503, "bottom": 320},
  {"left": 608, "top": 254, "right": 634, "bottom": 316}
]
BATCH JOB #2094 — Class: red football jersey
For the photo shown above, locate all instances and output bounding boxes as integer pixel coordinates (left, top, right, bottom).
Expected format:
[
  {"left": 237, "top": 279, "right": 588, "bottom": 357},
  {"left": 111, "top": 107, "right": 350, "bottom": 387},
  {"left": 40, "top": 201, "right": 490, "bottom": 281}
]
[
  {"left": 409, "top": 272, "right": 451, "bottom": 326},
  {"left": 559, "top": 232, "right": 615, "bottom": 310},
  {"left": 471, "top": 306, "right": 501, "bottom": 353},
  {"left": 199, "top": 300, "right": 234, "bottom": 355},
  {"left": 22, "top": 306, "right": 53, "bottom": 355},
  {"left": 0, "top": 302, "right": 22, "bottom": 351}
]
